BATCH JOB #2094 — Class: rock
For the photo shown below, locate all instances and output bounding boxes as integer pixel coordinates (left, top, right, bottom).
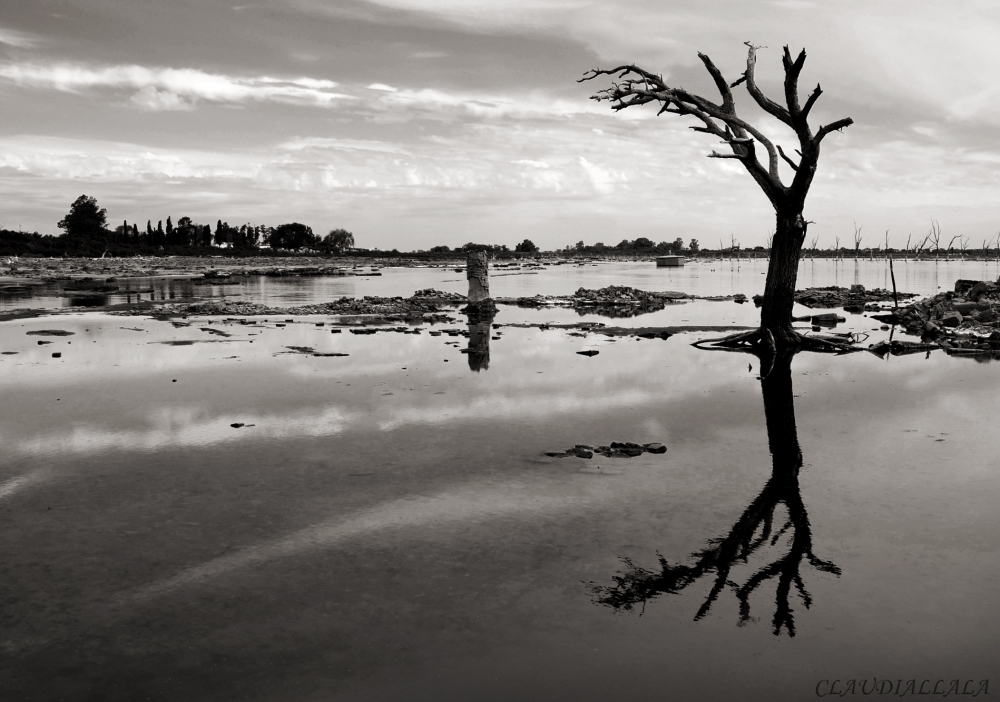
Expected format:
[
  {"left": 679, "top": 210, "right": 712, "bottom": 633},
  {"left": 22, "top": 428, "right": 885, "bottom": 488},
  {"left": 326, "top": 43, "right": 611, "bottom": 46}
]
[
  {"left": 733, "top": 294, "right": 747, "bottom": 304},
  {"left": 577, "top": 350, "right": 599, "bottom": 357},
  {"left": 643, "top": 443, "right": 667, "bottom": 453},
  {"left": 26, "top": 330, "right": 75, "bottom": 336},
  {"left": 51, "top": 352, "right": 61, "bottom": 358},
  {"left": 940, "top": 311, "right": 963, "bottom": 327},
  {"left": 231, "top": 423, "right": 245, "bottom": 428},
  {"left": 811, "top": 313, "right": 846, "bottom": 327},
  {"left": 954, "top": 279, "right": 982, "bottom": 294},
  {"left": 969, "top": 281, "right": 990, "bottom": 301},
  {"left": 843, "top": 303, "right": 864, "bottom": 314},
  {"left": 544, "top": 451, "right": 569, "bottom": 457},
  {"left": 752, "top": 294, "right": 763, "bottom": 307}
]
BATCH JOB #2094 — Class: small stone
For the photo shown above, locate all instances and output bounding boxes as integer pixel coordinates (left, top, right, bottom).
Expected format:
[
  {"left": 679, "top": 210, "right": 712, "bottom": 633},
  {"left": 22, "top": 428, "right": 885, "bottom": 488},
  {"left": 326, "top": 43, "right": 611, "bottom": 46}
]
[
  {"left": 577, "top": 350, "right": 599, "bottom": 357},
  {"left": 643, "top": 443, "right": 667, "bottom": 453},
  {"left": 51, "top": 352, "right": 61, "bottom": 358},
  {"left": 231, "top": 422, "right": 245, "bottom": 428}
]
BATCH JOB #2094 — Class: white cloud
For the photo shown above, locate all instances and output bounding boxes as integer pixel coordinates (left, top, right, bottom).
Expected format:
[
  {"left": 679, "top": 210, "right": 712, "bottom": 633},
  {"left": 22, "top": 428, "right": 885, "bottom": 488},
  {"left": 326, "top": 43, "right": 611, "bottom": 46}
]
[
  {"left": 367, "top": 82, "right": 397, "bottom": 91},
  {"left": 0, "top": 62, "right": 352, "bottom": 110},
  {"left": 578, "top": 156, "right": 626, "bottom": 194},
  {"left": 0, "top": 26, "right": 39, "bottom": 49}
]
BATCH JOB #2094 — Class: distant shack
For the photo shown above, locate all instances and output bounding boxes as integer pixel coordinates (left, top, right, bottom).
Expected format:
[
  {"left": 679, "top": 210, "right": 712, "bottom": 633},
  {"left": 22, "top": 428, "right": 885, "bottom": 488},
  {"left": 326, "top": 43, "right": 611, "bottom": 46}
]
[{"left": 656, "top": 255, "right": 684, "bottom": 267}]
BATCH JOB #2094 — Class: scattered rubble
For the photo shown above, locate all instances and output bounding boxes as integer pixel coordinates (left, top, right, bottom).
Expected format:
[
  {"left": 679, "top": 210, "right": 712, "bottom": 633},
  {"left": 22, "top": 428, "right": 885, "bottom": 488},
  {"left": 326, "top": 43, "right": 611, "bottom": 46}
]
[
  {"left": 496, "top": 285, "right": 690, "bottom": 317},
  {"left": 750, "top": 284, "right": 918, "bottom": 311},
  {"left": 871, "top": 279, "right": 1000, "bottom": 341}
]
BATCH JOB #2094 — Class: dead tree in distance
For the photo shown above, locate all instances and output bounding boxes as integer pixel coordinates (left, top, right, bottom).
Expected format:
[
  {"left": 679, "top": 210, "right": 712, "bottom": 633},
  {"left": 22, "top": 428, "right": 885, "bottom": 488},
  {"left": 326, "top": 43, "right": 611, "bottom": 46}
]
[{"left": 582, "top": 43, "right": 852, "bottom": 349}]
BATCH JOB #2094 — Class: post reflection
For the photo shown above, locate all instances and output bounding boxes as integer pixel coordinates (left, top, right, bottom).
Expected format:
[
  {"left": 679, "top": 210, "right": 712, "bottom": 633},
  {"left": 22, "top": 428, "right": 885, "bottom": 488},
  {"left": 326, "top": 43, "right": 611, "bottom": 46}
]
[
  {"left": 464, "top": 316, "right": 494, "bottom": 372},
  {"left": 589, "top": 350, "right": 840, "bottom": 636}
]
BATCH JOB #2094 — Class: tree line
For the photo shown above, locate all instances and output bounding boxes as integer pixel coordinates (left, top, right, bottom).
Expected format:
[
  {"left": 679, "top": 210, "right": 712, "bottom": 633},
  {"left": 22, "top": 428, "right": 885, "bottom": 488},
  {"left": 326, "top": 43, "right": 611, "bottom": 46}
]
[{"left": 0, "top": 195, "right": 355, "bottom": 257}]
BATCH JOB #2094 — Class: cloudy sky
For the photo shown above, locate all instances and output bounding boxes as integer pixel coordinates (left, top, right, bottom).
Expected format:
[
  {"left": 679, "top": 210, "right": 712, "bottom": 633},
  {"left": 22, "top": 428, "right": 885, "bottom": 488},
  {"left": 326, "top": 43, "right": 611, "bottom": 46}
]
[{"left": 1, "top": 0, "right": 998, "bottom": 250}]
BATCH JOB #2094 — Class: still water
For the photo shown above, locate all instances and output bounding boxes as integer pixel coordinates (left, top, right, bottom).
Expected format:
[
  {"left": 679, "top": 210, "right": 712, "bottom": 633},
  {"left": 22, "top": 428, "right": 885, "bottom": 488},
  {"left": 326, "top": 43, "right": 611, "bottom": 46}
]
[
  {"left": 0, "top": 263, "right": 997, "bottom": 701},
  {"left": 4, "top": 257, "right": 1000, "bottom": 311}
]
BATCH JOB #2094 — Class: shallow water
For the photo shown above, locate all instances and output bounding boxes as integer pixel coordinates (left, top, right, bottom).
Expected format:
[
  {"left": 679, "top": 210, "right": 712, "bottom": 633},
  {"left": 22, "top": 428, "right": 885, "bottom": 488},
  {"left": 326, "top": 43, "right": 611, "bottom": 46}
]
[
  {"left": 4, "top": 257, "right": 1000, "bottom": 311},
  {"left": 1, "top": 269, "right": 998, "bottom": 700}
]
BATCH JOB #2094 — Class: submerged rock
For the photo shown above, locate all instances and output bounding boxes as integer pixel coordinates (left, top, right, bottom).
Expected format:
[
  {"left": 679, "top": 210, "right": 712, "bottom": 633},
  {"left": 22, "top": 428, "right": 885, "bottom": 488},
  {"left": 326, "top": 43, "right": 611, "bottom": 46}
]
[{"left": 545, "top": 441, "right": 667, "bottom": 460}]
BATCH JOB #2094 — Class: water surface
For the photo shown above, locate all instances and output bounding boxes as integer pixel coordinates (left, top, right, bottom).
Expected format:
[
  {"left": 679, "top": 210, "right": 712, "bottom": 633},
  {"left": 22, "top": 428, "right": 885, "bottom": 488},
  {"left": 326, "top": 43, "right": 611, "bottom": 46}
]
[{"left": 0, "top": 267, "right": 997, "bottom": 701}]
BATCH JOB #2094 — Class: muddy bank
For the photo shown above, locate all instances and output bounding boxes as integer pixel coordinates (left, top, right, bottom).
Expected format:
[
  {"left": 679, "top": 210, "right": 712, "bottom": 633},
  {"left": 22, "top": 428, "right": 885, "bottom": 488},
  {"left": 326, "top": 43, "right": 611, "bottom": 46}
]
[
  {"left": 1, "top": 256, "right": 415, "bottom": 282},
  {"left": 115, "top": 288, "right": 467, "bottom": 323},
  {"left": 496, "top": 285, "right": 746, "bottom": 318}
]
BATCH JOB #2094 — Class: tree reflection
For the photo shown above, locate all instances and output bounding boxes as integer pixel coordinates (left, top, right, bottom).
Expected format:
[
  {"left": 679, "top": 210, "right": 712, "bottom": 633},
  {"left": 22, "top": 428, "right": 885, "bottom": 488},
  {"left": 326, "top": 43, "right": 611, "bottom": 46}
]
[{"left": 589, "top": 349, "right": 840, "bottom": 636}]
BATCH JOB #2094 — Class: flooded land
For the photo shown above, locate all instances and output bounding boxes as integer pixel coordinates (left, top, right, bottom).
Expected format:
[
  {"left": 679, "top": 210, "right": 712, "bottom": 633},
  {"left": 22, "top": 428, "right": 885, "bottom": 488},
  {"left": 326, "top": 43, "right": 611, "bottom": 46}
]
[{"left": 1, "top": 258, "right": 998, "bottom": 700}]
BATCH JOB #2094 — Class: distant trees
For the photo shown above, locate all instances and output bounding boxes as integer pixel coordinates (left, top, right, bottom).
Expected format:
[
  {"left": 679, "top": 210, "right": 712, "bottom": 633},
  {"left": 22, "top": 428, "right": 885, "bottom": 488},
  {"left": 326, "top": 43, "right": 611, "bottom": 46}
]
[
  {"left": 57, "top": 195, "right": 108, "bottom": 239},
  {"left": 514, "top": 238, "right": 539, "bottom": 253},
  {"left": 689, "top": 239, "right": 700, "bottom": 252},
  {"left": 460, "top": 242, "right": 510, "bottom": 254},
  {"left": 269, "top": 222, "right": 317, "bottom": 251},
  {"left": 9, "top": 194, "right": 383, "bottom": 258},
  {"left": 323, "top": 228, "right": 355, "bottom": 254}
]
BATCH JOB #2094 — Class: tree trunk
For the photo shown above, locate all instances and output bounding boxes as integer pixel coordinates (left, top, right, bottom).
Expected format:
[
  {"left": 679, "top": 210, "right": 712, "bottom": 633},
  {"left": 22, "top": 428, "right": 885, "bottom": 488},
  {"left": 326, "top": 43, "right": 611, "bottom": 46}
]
[{"left": 759, "top": 210, "right": 807, "bottom": 346}]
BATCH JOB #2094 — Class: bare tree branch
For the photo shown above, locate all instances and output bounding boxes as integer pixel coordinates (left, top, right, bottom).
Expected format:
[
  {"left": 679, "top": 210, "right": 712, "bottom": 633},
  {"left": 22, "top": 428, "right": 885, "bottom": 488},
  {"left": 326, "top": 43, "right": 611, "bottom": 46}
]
[
  {"left": 801, "top": 84, "right": 822, "bottom": 120},
  {"left": 777, "top": 144, "right": 800, "bottom": 172},
  {"left": 816, "top": 118, "right": 854, "bottom": 143},
  {"left": 743, "top": 43, "right": 794, "bottom": 127}
]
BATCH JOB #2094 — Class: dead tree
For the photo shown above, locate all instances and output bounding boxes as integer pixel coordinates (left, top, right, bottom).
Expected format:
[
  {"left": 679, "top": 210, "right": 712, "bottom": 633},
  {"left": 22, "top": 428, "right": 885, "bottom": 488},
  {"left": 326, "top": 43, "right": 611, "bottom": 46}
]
[
  {"left": 852, "top": 220, "right": 863, "bottom": 260},
  {"left": 946, "top": 234, "right": 961, "bottom": 260},
  {"left": 589, "top": 349, "right": 840, "bottom": 635},
  {"left": 928, "top": 221, "right": 942, "bottom": 261},
  {"left": 808, "top": 234, "right": 819, "bottom": 260},
  {"left": 582, "top": 43, "right": 852, "bottom": 349}
]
